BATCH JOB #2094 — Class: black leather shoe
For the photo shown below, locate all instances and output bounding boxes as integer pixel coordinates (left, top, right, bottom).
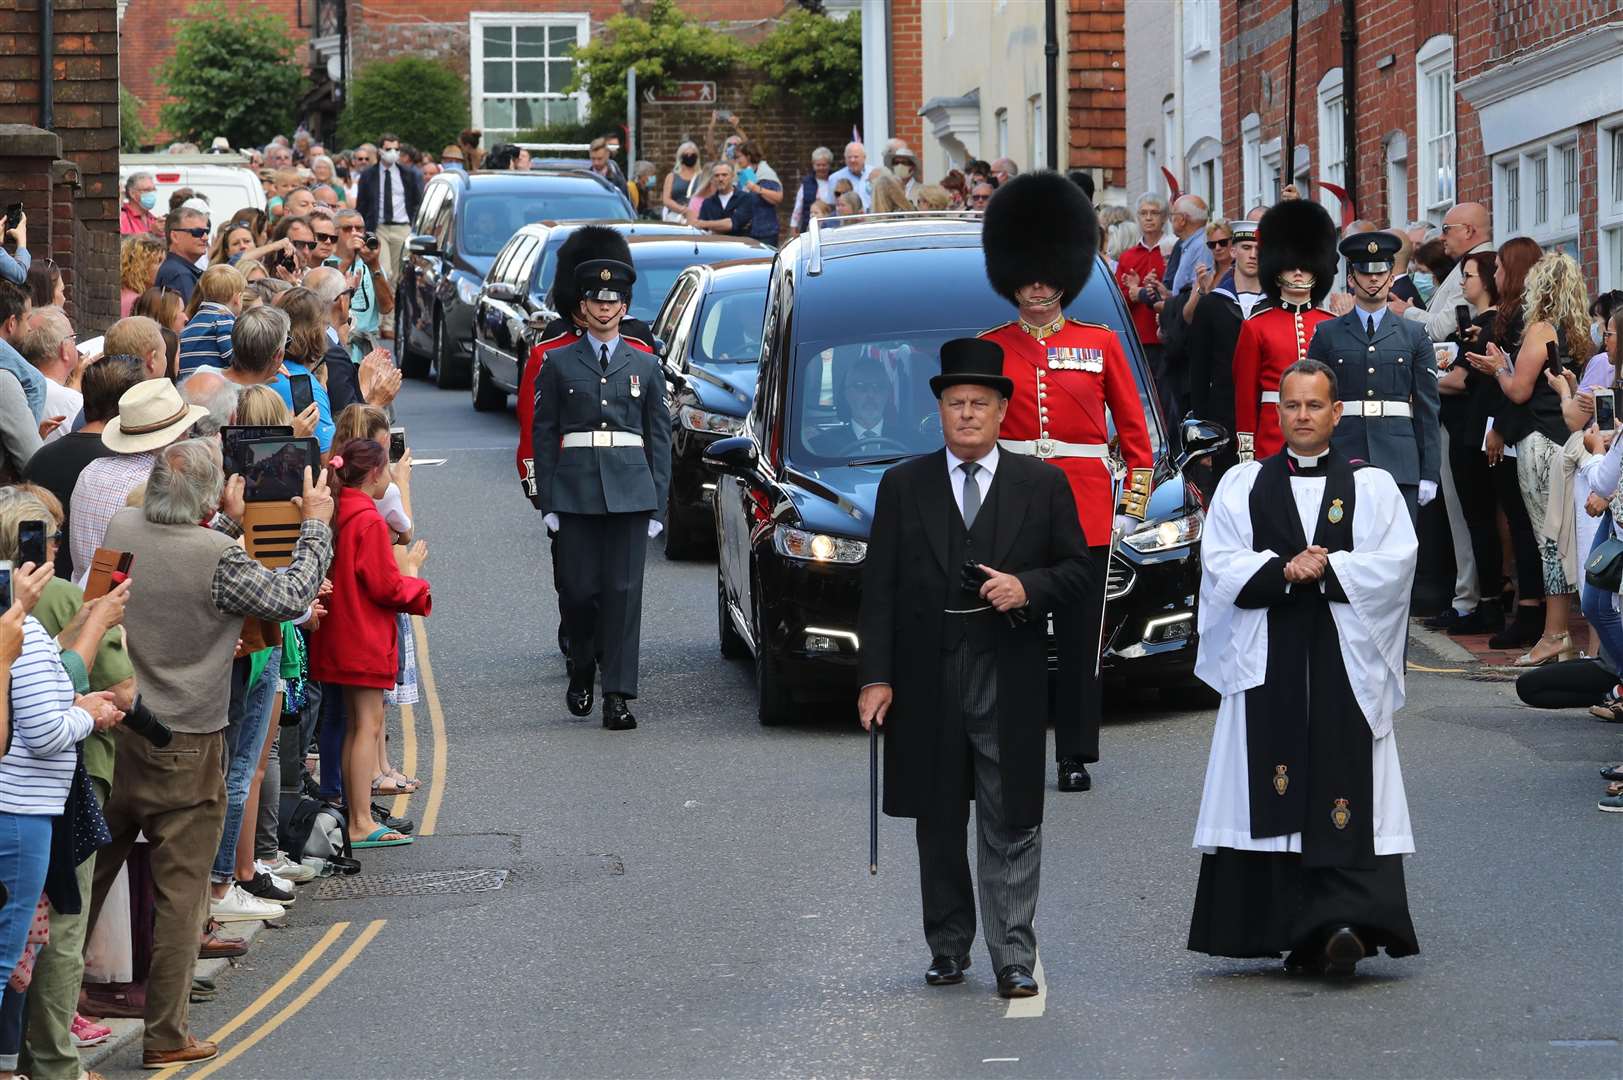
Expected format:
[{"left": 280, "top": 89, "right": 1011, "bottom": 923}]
[
  {"left": 1282, "top": 947, "right": 1324, "bottom": 975},
  {"left": 566, "top": 665, "right": 595, "bottom": 718},
  {"left": 996, "top": 964, "right": 1039, "bottom": 998},
  {"left": 1057, "top": 758, "right": 1091, "bottom": 792},
  {"left": 924, "top": 954, "right": 970, "bottom": 986},
  {"left": 1421, "top": 607, "right": 1463, "bottom": 630},
  {"left": 1446, "top": 602, "right": 1505, "bottom": 636},
  {"left": 1321, "top": 925, "right": 1366, "bottom": 976},
  {"left": 602, "top": 693, "right": 637, "bottom": 731}
]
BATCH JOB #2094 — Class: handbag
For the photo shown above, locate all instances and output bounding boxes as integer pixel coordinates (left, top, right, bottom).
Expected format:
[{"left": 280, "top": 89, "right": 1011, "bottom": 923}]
[{"left": 1584, "top": 533, "right": 1623, "bottom": 592}]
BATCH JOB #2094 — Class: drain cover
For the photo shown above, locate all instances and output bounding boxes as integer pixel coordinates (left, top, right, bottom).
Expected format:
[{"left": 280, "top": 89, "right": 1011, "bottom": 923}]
[{"left": 312, "top": 868, "right": 510, "bottom": 900}]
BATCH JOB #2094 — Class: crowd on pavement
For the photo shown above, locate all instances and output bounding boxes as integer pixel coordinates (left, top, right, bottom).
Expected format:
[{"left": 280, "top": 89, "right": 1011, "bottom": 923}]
[{"left": 0, "top": 131, "right": 437, "bottom": 1071}]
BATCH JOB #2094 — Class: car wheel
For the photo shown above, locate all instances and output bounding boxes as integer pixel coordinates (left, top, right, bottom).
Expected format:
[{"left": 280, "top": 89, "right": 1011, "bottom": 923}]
[
  {"left": 752, "top": 591, "right": 793, "bottom": 726},
  {"left": 717, "top": 573, "right": 747, "bottom": 660},
  {"left": 395, "top": 300, "right": 430, "bottom": 380},
  {"left": 470, "top": 351, "right": 506, "bottom": 412},
  {"left": 433, "top": 310, "right": 469, "bottom": 389}
]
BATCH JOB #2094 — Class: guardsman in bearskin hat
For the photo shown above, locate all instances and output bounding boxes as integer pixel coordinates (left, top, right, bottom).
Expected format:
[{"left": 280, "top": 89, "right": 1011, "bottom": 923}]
[
  {"left": 516, "top": 226, "right": 660, "bottom": 663},
  {"left": 530, "top": 257, "right": 671, "bottom": 731},
  {"left": 979, "top": 171, "right": 1155, "bottom": 794},
  {"left": 1231, "top": 199, "right": 1338, "bottom": 462}
]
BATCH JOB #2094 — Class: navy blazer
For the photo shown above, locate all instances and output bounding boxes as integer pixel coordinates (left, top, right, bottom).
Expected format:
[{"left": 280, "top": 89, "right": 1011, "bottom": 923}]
[
  {"left": 356, "top": 163, "right": 424, "bottom": 232},
  {"left": 698, "top": 190, "right": 754, "bottom": 237},
  {"left": 1307, "top": 309, "right": 1441, "bottom": 487}
]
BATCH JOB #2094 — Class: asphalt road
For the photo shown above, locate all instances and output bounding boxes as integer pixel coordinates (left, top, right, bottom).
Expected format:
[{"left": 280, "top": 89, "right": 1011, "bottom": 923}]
[{"left": 99, "top": 379, "right": 1621, "bottom": 1079}]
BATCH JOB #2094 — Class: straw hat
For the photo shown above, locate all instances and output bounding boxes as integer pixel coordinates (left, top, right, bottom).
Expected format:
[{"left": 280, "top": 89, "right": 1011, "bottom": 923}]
[{"left": 101, "top": 380, "right": 208, "bottom": 454}]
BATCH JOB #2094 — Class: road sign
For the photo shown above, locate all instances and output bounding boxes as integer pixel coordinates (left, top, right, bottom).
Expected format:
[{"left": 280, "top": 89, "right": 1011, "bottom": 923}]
[{"left": 642, "top": 81, "right": 717, "bottom": 105}]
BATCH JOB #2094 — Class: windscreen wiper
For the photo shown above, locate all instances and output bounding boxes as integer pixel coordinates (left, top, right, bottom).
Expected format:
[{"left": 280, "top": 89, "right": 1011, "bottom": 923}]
[{"left": 846, "top": 453, "right": 919, "bottom": 467}]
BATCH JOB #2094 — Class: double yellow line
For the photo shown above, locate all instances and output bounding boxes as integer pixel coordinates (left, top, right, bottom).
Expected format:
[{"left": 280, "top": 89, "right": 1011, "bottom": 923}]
[
  {"left": 152, "top": 920, "right": 386, "bottom": 1078},
  {"left": 390, "top": 614, "right": 448, "bottom": 835}
]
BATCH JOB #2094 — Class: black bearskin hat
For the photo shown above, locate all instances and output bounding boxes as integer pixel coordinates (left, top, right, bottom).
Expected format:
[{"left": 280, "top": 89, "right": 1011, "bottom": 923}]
[
  {"left": 550, "top": 225, "right": 634, "bottom": 313},
  {"left": 1257, "top": 199, "right": 1338, "bottom": 305},
  {"left": 982, "top": 171, "right": 1098, "bottom": 308}
]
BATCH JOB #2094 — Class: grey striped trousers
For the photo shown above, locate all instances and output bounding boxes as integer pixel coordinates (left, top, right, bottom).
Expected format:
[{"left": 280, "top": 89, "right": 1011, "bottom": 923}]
[{"left": 915, "top": 641, "right": 1042, "bottom": 973}]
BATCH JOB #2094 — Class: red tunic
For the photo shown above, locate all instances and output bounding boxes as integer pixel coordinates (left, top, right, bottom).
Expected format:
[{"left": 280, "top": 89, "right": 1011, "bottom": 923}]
[
  {"left": 515, "top": 325, "right": 655, "bottom": 496},
  {"left": 307, "top": 488, "right": 432, "bottom": 689},
  {"left": 1230, "top": 300, "right": 1333, "bottom": 460},
  {"left": 981, "top": 318, "right": 1155, "bottom": 547}
]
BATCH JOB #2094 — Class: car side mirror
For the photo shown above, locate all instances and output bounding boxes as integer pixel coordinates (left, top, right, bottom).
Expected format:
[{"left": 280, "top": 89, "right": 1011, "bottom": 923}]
[
  {"left": 484, "top": 282, "right": 518, "bottom": 302},
  {"left": 407, "top": 234, "right": 439, "bottom": 256},
  {"left": 702, "top": 435, "right": 756, "bottom": 475},
  {"left": 1175, "top": 418, "right": 1231, "bottom": 471},
  {"left": 654, "top": 336, "right": 668, "bottom": 358}
]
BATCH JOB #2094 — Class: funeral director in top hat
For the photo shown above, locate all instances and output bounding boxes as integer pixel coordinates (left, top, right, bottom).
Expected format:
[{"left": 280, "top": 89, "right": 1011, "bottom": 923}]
[
  {"left": 1306, "top": 229, "right": 1441, "bottom": 517},
  {"left": 530, "top": 257, "right": 671, "bottom": 732},
  {"left": 857, "top": 338, "right": 1092, "bottom": 1000},
  {"left": 978, "top": 171, "right": 1154, "bottom": 794}
]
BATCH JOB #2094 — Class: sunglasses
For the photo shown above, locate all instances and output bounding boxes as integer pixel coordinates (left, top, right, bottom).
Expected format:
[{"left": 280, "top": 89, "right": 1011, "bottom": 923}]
[
  {"left": 339, "top": 224, "right": 365, "bottom": 233},
  {"left": 1210, "top": 238, "right": 1233, "bottom": 249},
  {"left": 176, "top": 227, "right": 209, "bottom": 239},
  {"left": 314, "top": 232, "right": 337, "bottom": 243},
  {"left": 291, "top": 239, "right": 319, "bottom": 250},
  {"left": 970, "top": 195, "right": 991, "bottom": 204}
]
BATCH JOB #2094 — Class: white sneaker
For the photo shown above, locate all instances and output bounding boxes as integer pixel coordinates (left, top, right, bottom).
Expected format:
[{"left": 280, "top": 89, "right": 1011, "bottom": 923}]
[
  {"left": 209, "top": 883, "right": 283, "bottom": 923},
  {"left": 262, "top": 853, "right": 316, "bottom": 883},
  {"left": 253, "top": 863, "right": 295, "bottom": 892}
]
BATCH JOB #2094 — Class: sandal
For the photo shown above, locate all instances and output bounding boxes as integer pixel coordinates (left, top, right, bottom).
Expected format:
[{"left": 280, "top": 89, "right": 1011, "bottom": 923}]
[
  {"left": 1600, "top": 765, "right": 1623, "bottom": 782},
  {"left": 388, "top": 769, "right": 423, "bottom": 791},
  {"left": 1589, "top": 702, "right": 1623, "bottom": 723},
  {"left": 351, "top": 827, "right": 413, "bottom": 849},
  {"left": 370, "top": 774, "right": 417, "bottom": 798}
]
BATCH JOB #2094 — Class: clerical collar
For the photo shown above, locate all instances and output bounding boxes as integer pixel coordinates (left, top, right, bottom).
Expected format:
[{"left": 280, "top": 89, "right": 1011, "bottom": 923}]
[
  {"left": 1287, "top": 447, "right": 1330, "bottom": 474},
  {"left": 1018, "top": 314, "right": 1066, "bottom": 339}
]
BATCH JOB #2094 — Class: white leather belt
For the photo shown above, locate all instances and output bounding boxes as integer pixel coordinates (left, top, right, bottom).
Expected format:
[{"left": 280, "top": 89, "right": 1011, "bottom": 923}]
[
  {"left": 561, "top": 431, "right": 645, "bottom": 449},
  {"left": 998, "top": 438, "right": 1109, "bottom": 460},
  {"left": 1340, "top": 400, "right": 1413, "bottom": 418},
  {"left": 1260, "top": 390, "right": 1281, "bottom": 403}
]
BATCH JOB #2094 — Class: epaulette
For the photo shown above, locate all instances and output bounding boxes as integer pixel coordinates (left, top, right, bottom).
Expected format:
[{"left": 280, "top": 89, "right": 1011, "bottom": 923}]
[
  {"left": 979, "top": 321, "right": 1017, "bottom": 337},
  {"left": 1065, "top": 318, "right": 1111, "bottom": 331}
]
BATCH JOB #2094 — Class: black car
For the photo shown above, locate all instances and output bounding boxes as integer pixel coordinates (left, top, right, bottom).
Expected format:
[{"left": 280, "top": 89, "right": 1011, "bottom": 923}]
[
  {"left": 702, "top": 217, "right": 1227, "bottom": 725},
  {"left": 394, "top": 169, "right": 633, "bottom": 388},
  {"left": 469, "top": 224, "right": 767, "bottom": 410},
  {"left": 650, "top": 258, "right": 772, "bottom": 558}
]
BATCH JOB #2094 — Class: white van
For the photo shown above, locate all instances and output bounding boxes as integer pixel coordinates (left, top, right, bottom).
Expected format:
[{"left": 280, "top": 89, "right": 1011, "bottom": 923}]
[{"left": 119, "top": 153, "right": 266, "bottom": 230}]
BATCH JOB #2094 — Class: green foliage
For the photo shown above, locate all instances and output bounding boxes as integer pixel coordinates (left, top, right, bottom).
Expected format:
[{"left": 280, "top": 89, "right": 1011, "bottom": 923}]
[
  {"left": 747, "top": 10, "right": 862, "bottom": 122},
  {"left": 568, "top": 0, "right": 742, "bottom": 130},
  {"left": 514, "top": 118, "right": 600, "bottom": 146},
  {"left": 119, "top": 87, "right": 148, "bottom": 152},
  {"left": 336, "top": 57, "right": 470, "bottom": 153},
  {"left": 158, "top": 1, "right": 305, "bottom": 150}
]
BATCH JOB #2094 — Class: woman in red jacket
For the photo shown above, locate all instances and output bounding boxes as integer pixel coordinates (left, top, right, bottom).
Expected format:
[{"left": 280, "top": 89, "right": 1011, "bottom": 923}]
[{"left": 308, "top": 438, "right": 431, "bottom": 849}]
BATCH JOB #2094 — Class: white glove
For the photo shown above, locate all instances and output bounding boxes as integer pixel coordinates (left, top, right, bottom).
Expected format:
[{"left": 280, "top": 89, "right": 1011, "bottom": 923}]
[
  {"left": 543, "top": 513, "right": 560, "bottom": 532},
  {"left": 1417, "top": 480, "right": 1438, "bottom": 506},
  {"left": 1114, "top": 514, "right": 1137, "bottom": 539},
  {"left": 647, "top": 519, "right": 664, "bottom": 539}
]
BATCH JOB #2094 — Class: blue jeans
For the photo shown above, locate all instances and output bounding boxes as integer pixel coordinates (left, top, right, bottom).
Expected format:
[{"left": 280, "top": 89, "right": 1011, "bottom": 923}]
[
  {"left": 316, "top": 683, "right": 347, "bottom": 803},
  {"left": 0, "top": 814, "right": 53, "bottom": 990},
  {"left": 1581, "top": 519, "right": 1623, "bottom": 672},
  {"left": 212, "top": 649, "right": 280, "bottom": 882},
  {"left": 0, "top": 984, "right": 23, "bottom": 1068}
]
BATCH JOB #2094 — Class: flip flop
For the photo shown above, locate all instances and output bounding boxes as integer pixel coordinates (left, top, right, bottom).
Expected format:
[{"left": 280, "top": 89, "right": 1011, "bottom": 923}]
[{"left": 351, "top": 827, "right": 413, "bottom": 849}]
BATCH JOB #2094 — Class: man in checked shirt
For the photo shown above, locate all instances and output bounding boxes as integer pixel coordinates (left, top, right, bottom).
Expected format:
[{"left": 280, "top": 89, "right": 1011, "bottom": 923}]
[{"left": 92, "top": 440, "right": 333, "bottom": 1070}]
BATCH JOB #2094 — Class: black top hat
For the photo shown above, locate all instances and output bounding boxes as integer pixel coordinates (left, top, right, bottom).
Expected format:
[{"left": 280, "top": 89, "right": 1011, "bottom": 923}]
[
  {"left": 1339, "top": 230, "right": 1402, "bottom": 274},
  {"left": 575, "top": 258, "right": 636, "bottom": 304},
  {"left": 929, "top": 337, "right": 1012, "bottom": 399}
]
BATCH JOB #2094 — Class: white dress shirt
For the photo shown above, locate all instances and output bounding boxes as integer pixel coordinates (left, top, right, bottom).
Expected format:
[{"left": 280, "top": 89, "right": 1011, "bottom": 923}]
[
  {"left": 378, "top": 164, "right": 409, "bottom": 226},
  {"left": 945, "top": 444, "right": 999, "bottom": 520},
  {"left": 849, "top": 418, "right": 885, "bottom": 441}
]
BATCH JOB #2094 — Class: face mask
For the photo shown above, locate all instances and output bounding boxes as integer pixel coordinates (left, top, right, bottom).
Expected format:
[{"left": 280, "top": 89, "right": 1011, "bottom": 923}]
[
  {"left": 1594, "top": 321, "right": 1607, "bottom": 349},
  {"left": 139, "top": 191, "right": 157, "bottom": 210},
  {"left": 895, "top": 163, "right": 914, "bottom": 180},
  {"left": 380, "top": 149, "right": 400, "bottom": 166},
  {"left": 680, "top": 153, "right": 698, "bottom": 167},
  {"left": 1412, "top": 270, "right": 1434, "bottom": 298}
]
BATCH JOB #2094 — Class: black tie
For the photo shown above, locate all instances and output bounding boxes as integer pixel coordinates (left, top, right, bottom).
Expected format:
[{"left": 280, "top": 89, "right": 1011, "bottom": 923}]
[
  {"left": 960, "top": 462, "right": 982, "bottom": 528},
  {"left": 1365, "top": 315, "right": 1375, "bottom": 339},
  {"left": 599, "top": 344, "right": 610, "bottom": 372},
  {"left": 382, "top": 167, "right": 394, "bottom": 225}
]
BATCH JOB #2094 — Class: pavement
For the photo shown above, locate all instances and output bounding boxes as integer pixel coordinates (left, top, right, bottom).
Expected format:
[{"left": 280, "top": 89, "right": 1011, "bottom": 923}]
[{"left": 86, "top": 379, "right": 1621, "bottom": 1079}]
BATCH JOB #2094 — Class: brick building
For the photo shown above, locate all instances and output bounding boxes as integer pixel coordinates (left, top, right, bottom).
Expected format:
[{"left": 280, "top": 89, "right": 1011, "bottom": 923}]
[
  {"left": 1, "top": 0, "right": 121, "bottom": 334},
  {"left": 1219, "top": 0, "right": 1622, "bottom": 290}
]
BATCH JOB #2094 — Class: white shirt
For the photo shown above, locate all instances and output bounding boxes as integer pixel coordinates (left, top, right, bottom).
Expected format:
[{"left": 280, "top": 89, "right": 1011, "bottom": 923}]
[
  {"left": 945, "top": 444, "right": 999, "bottom": 519},
  {"left": 828, "top": 166, "right": 872, "bottom": 209},
  {"left": 849, "top": 418, "right": 885, "bottom": 441},
  {"left": 42, "top": 378, "right": 82, "bottom": 443},
  {"left": 378, "top": 163, "right": 409, "bottom": 226}
]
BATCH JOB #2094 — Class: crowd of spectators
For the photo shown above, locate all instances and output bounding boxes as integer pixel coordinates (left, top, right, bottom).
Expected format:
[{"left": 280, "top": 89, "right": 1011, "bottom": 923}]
[{"left": 1, "top": 152, "right": 434, "bottom": 1070}]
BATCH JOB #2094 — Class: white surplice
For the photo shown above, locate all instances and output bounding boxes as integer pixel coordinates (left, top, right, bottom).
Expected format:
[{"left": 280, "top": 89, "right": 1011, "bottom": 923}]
[{"left": 1192, "top": 457, "right": 1417, "bottom": 856}]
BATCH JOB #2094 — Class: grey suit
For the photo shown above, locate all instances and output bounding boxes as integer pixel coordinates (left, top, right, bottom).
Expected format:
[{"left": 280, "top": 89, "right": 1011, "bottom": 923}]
[
  {"left": 1307, "top": 309, "right": 1440, "bottom": 507},
  {"left": 531, "top": 335, "right": 673, "bottom": 697}
]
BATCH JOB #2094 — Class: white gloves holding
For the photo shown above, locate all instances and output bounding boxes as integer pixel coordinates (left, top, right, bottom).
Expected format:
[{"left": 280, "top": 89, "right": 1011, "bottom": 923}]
[
  {"left": 1113, "top": 514, "right": 1137, "bottom": 539},
  {"left": 1417, "top": 480, "right": 1438, "bottom": 507},
  {"left": 543, "top": 513, "right": 560, "bottom": 532},
  {"left": 543, "top": 513, "right": 663, "bottom": 538}
]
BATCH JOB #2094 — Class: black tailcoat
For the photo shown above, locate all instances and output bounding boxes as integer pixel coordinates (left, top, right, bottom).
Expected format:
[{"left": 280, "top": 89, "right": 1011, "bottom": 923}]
[{"left": 858, "top": 449, "right": 1092, "bottom": 828}]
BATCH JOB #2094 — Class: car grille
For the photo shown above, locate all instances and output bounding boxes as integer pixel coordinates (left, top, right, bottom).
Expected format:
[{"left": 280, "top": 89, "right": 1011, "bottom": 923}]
[{"left": 1105, "top": 554, "right": 1136, "bottom": 600}]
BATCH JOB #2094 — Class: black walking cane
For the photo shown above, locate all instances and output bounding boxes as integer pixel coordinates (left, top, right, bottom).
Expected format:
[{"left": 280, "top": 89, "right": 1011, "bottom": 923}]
[{"left": 868, "top": 720, "right": 878, "bottom": 874}]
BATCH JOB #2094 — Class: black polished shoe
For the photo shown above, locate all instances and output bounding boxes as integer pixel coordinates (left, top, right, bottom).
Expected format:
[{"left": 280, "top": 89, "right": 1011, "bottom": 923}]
[
  {"left": 1282, "top": 947, "right": 1324, "bottom": 975},
  {"left": 1489, "top": 611, "right": 1543, "bottom": 650},
  {"left": 1446, "top": 602, "right": 1505, "bottom": 636},
  {"left": 924, "top": 954, "right": 970, "bottom": 986},
  {"left": 1321, "top": 925, "right": 1366, "bottom": 977},
  {"left": 602, "top": 693, "right": 637, "bottom": 731},
  {"left": 996, "top": 964, "right": 1039, "bottom": 998},
  {"left": 566, "top": 664, "right": 595, "bottom": 718},
  {"left": 1421, "top": 607, "right": 1464, "bottom": 630},
  {"left": 1057, "top": 758, "right": 1092, "bottom": 792}
]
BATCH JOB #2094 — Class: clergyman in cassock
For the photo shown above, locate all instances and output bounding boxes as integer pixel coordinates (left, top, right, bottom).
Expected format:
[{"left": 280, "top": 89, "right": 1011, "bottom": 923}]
[
  {"left": 857, "top": 338, "right": 1092, "bottom": 999},
  {"left": 1188, "top": 358, "right": 1420, "bottom": 976}
]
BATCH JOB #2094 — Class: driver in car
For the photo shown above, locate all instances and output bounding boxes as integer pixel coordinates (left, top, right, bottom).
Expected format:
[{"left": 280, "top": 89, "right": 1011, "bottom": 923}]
[
  {"left": 813, "top": 356, "right": 898, "bottom": 453},
  {"left": 464, "top": 203, "right": 506, "bottom": 254}
]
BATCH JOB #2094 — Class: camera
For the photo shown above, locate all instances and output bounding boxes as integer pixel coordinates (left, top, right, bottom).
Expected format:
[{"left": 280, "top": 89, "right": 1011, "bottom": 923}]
[
  {"left": 122, "top": 696, "right": 173, "bottom": 748},
  {"left": 364, "top": 231, "right": 379, "bottom": 249}
]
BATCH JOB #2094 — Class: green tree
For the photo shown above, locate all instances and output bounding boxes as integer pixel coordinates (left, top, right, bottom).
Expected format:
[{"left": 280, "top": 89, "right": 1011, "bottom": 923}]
[
  {"left": 568, "top": 0, "right": 741, "bottom": 130},
  {"left": 336, "top": 57, "right": 470, "bottom": 153},
  {"left": 747, "top": 9, "right": 862, "bottom": 122},
  {"left": 158, "top": 1, "right": 305, "bottom": 150},
  {"left": 120, "top": 86, "right": 149, "bottom": 152}
]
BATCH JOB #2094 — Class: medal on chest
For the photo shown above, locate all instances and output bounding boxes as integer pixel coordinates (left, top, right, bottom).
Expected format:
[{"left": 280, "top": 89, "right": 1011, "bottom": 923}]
[
  {"left": 1327, "top": 498, "right": 1344, "bottom": 525},
  {"left": 1046, "top": 346, "right": 1104, "bottom": 373},
  {"left": 630, "top": 374, "right": 641, "bottom": 398}
]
